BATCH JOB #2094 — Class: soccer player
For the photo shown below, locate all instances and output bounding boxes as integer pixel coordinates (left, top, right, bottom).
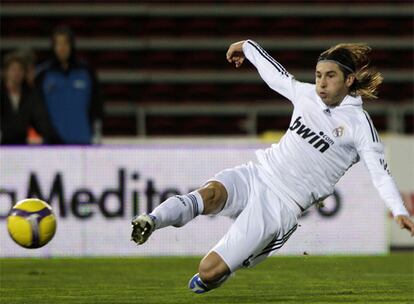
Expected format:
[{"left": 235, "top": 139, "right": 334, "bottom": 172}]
[{"left": 131, "top": 40, "right": 414, "bottom": 293}]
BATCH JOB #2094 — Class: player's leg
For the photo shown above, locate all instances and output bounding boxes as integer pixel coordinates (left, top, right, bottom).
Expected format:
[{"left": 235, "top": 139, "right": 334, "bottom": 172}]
[
  {"left": 188, "top": 164, "right": 256, "bottom": 293},
  {"left": 131, "top": 181, "right": 227, "bottom": 245},
  {"left": 188, "top": 252, "right": 231, "bottom": 294},
  {"left": 189, "top": 168, "right": 300, "bottom": 294},
  {"left": 189, "top": 206, "right": 297, "bottom": 294},
  {"left": 188, "top": 201, "right": 270, "bottom": 294}
]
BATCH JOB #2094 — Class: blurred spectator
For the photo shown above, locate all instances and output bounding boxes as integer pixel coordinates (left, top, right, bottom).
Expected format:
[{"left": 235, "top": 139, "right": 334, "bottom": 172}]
[
  {"left": 16, "top": 49, "right": 37, "bottom": 89},
  {"left": 0, "top": 51, "right": 58, "bottom": 145},
  {"left": 17, "top": 49, "right": 43, "bottom": 143},
  {"left": 36, "top": 25, "right": 103, "bottom": 144}
]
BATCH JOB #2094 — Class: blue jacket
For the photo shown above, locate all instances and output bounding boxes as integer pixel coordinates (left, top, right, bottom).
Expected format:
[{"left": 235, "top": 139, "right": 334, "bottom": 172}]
[{"left": 36, "top": 60, "right": 101, "bottom": 144}]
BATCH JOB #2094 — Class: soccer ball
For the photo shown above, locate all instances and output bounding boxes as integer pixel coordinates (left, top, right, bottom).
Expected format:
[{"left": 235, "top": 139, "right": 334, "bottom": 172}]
[{"left": 7, "top": 198, "right": 56, "bottom": 249}]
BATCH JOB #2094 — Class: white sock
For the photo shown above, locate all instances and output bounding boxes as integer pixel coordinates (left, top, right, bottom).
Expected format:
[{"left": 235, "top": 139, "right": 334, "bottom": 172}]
[{"left": 150, "top": 191, "right": 204, "bottom": 229}]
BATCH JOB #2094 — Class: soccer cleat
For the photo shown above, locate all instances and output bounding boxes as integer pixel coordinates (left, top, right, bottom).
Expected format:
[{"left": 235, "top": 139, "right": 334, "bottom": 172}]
[
  {"left": 131, "top": 214, "right": 155, "bottom": 245},
  {"left": 188, "top": 273, "right": 210, "bottom": 294}
]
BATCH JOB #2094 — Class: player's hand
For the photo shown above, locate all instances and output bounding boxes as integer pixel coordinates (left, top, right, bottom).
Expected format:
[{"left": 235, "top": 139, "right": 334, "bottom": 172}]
[
  {"left": 226, "top": 40, "right": 246, "bottom": 68},
  {"left": 395, "top": 215, "right": 414, "bottom": 236}
]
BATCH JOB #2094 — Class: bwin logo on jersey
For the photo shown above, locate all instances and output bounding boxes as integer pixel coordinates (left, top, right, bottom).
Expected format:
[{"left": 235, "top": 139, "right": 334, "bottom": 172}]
[{"left": 289, "top": 116, "right": 331, "bottom": 153}]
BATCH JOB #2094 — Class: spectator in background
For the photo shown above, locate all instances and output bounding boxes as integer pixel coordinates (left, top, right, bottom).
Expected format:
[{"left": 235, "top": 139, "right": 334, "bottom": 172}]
[
  {"left": 16, "top": 49, "right": 38, "bottom": 89},
  {"left": 0, "top": 51, "right": 58, "bottom": 145},
  {"left": 36, "top": 25, "right": 103, "bottom": 144},
  {"left": 16, "top": 49, "right": 45, "bottom": 143}
]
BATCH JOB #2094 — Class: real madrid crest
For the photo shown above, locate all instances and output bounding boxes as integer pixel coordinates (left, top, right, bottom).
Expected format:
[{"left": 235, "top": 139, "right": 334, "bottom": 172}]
[{"left": 332, "top": 126, "right": 344, "bottom": 137}]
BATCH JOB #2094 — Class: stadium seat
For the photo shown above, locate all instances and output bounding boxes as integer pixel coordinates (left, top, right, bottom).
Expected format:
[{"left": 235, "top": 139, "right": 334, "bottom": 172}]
[
  {"left": 95, "top": 18, "right": 134, "bottom": 37},
  {"left": 97, "top": 51, "right": 132, "bottom": 69},
  {"left": 103, "top": 84, "right": 133, "bottom": 100},
  {"left": 1, "top": 1, "right": 411, "bottom": 135}
]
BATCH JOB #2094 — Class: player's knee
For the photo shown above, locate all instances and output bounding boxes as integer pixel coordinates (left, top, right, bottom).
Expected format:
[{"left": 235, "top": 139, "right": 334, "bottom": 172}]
[
  {"left": 199, "top": 181, "right": 228, "bottom": 214},
  {"left": 199, "top": 263, "right": 226, "bottom": 284},
  {"left": 198, "top": 252, "right": 230, "bottom": 283}
]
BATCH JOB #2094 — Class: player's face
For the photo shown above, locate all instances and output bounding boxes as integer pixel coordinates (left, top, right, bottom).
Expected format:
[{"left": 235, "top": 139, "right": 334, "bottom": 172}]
[
  {"left": 54, "top": 34, "right": 71, "bottom": 63},
  {"left": 315, "top": 62, "right": 353, "bottom": 106}
]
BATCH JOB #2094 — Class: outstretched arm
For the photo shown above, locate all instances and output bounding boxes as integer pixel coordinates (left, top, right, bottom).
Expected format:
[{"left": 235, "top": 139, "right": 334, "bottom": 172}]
[
  {"left": 226, "top": 39, "right": 302, "bottom": 103},
  {"left": 355, "top": 112, "right": 413, "bottom": 236},
  {"left": 362, "top": 147, "right": 414, "bottom": 236}
]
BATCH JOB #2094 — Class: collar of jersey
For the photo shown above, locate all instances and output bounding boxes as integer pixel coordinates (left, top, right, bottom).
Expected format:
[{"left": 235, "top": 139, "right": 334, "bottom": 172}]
[
  {"left": 340, "top": 95, "right": 363, "bottom": 107},
  {"left": 317, "top": 93, "right": 363, "bottom": 112}
]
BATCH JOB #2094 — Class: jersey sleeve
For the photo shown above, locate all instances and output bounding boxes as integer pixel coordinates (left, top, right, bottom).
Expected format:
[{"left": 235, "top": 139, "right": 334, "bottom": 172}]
[
  {"left": 242, "top": 40, "right": 302, "bottom": 104},
  {"left": 354, "top": 111, "right": 409, "bottom": 217}
]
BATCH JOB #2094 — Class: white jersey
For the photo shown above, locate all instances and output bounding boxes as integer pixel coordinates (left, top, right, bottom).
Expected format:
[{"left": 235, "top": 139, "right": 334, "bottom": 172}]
[{"left": 243, "top": 40, "right": 408, "bottom": 217}]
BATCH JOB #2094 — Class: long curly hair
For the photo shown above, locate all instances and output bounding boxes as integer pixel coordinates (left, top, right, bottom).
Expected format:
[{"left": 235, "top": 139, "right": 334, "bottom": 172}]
[{"left": 318, "top": 43, "right": 383, "bottom": 99}]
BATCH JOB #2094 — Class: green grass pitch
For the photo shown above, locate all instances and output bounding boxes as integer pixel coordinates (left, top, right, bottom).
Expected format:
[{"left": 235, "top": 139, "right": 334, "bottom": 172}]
[{"left": 1, "top": 253, "right": 413, "bottom": 304}]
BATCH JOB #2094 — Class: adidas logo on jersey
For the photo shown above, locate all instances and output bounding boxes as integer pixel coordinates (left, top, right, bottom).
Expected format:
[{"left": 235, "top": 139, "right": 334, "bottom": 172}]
[{"left": 289, "top": 116, "right": 332, "bottom": 153}]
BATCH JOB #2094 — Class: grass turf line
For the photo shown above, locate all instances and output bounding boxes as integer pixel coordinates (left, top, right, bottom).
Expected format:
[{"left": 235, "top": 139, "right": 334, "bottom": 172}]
[{"left": 0, "top": 253, "right": 413, "bottom": 304}]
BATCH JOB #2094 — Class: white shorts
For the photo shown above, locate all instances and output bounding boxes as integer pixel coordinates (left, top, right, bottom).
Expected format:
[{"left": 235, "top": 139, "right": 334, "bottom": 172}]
[{"left": 208, "top": 161, "right": 299, "bottom": 272}]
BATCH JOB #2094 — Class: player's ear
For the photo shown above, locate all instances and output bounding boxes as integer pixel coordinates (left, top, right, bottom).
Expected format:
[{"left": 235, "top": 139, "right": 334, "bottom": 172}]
[{"left": 345, "top": 74, "right": 355, "bottom": 88}]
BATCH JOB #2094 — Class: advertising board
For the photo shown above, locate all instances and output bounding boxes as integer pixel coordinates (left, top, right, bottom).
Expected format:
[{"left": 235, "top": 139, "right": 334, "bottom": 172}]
[{"left": 0, "top": 146, "right": 387, "bottom": 256}]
